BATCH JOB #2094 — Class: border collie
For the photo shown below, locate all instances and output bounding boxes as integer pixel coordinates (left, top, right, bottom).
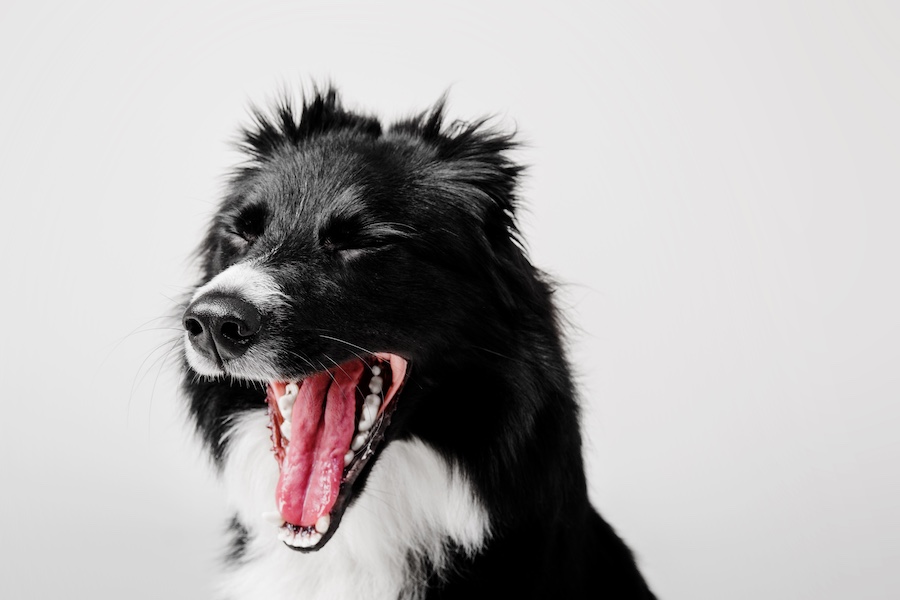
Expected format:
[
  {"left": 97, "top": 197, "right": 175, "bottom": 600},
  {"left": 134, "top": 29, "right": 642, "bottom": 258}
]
[{"left": 180, "top": 88, "right": 656, "bottom": 599}]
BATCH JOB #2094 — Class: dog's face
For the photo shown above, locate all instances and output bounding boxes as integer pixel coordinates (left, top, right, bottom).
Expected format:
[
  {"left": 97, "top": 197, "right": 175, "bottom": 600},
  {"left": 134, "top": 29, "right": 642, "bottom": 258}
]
[
  {"left": 182, "top": 94, "right": 521, "bottom": 551},
  {"left": 186, "top": 143, "right": 501, "bottom": 379}
]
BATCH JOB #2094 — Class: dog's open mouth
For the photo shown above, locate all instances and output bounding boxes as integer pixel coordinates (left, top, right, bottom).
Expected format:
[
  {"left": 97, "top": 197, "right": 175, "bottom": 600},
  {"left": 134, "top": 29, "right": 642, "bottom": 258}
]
[{"left": 264, "top": 352, "right": 408, "bottom": 551}]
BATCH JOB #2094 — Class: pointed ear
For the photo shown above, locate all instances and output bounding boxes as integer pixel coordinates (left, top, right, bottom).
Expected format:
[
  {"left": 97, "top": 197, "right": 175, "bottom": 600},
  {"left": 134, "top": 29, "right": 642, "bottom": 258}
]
[
  {"left": 391, "top": 100, "right": 534, "bottom": 311},
  {"left": 238, "top": 87, "right": 382, "bottom": 160},
  {"left": 391, "top": 100, "right": 523, "bottom": 219}
]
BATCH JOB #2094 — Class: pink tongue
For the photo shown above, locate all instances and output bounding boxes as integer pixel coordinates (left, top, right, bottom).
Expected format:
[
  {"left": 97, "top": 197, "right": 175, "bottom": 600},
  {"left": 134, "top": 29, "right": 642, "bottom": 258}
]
[{"left": 276, "top": 361, "right": 363, "bottom": 526}]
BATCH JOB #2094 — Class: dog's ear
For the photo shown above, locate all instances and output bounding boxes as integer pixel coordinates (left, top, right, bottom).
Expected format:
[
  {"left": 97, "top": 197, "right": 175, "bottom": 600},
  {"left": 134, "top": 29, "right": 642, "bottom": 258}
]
[
  {"left": 392, "top": 97, "right": 523, "bottom": 230},
  {"left": 392, "top": 98, "right": 522, "bottom": 213},
  {"left": 239, "top": 87, "right": 382, "bottom": 160},
  {"left": 392, "top": 101, "right": 539, "bottom": 312}
]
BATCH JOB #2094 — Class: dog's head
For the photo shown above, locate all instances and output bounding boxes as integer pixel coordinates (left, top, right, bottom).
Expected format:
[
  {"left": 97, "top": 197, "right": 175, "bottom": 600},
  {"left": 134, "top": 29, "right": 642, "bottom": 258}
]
[{"left": 182, "top": 89, "right": 530, "bottom": 550}]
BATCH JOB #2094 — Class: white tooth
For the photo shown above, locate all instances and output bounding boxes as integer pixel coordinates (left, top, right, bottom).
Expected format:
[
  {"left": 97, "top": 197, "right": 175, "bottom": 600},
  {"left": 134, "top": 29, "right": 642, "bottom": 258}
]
[
  {"left": 278, "top": 394, "right": 295, "bottom": 419},
  {"left": 315, "top": 515, "right": 331, "bottom": 534},
  {"left": 365, "top": 393, "right": 381, "bottom": 408},
  {"left": 285, "top": 382, "right": 300, "bottom": 396},
  {"left": 278, "top": 528, "right": 295, "bottom": 544},
  {"left": 364, "top": 404, "right": 378, "bottom": 421},
  {"left": 280, "top": 421, "right": 291, "bottom": 440},
  {"left": 358, "top": 405, "right": 377, "bottom": 432},
  {"left": 351, "top": 433, "right": 367, "bottom": 451},
  {"left": 261, "top": 511, "right": 284, "bottom": 526},
  {"left": 370, "top": 365, "right": 381, "bottom": 376},
  {"left": 344, "top": 450, "right": 355, "bottom": 465},
  {"left": 368, "top": 376, "right": 383, "bottom": 394},
  {"left": 302, "top": 532, "right": 322, "bottom": 547}
]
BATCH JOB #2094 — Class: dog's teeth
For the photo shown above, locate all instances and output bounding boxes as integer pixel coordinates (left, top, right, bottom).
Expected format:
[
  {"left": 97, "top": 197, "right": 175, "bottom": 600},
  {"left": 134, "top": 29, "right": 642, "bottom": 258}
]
[
  {"left": 280, "top": 421, "right": 291, "bottom": 440},
  {"left": 365, "top": 393, "right": 381, "bottom": 409},
  {"left": 261, "top": 511, "right": 284, "bottom": 526},
  {"left": 278, "top": 385, "right": 298, "bottom": 420},
  {"left": 368, "top": 376, "right": 383, "bottom": 394},
  {"left": 278, "top": 395, "right": 296, "bottom": 420},
  {"left": 358, "top": 405, "right": 377, "bottom": 432},
  {"left": 351, "top": 433, "right": 367, "bottom": 451},
  {"left": 344, "top": 450, "right": 355, "bottom": 466},
  {"left": 278, "top": 526, "right": 298, "bottom": 544},
  {"left": 280, "top": 528, "right": 322, "bottom": 549},
  {"left": 315, "top": 515, "right": 331, "bottom": 534},
  {"left": 358, "top": 395, "right": 381, "bottom": 433},
  {"left": 370, "top": 365, "right": 381, "bottom": 376}
]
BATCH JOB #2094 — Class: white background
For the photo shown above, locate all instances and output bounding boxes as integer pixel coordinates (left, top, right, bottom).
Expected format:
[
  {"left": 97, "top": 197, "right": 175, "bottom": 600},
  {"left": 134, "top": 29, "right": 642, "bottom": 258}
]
[{"left": 1, "top": 1, "right": 898, "bottom": 598}]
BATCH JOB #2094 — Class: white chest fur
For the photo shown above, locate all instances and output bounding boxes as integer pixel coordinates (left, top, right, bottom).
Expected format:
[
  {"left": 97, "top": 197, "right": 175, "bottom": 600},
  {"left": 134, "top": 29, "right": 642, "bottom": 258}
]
[{"left": 216, "top": 411, "right": 489, "bottom": 600}]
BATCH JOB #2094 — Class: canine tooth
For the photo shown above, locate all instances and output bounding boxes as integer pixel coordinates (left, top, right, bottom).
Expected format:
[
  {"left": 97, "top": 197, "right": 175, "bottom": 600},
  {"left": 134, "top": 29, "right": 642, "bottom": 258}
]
[
  {"left": 261, "top": 511, "right": 284, "bottom": 526},
  {"left": 315, "top": 515, "right": 331, "bottom": 534},
  {"left": 278, "top": 392, "right": 296, "bottom": 411},
  {"left": 280, "top": 421, "right": 291, "bottom": 440},
  {"left": 351, "top": 433, "right": 367, "bottom": 451},
  {"left": 368, "top": 376, "right": 383, "bottom": 394},
  {"left": 344, "top": 450, "right": 355, "bottom": 465},
  {"left": 371, "top": 365, "right": 381, "bottom": 376}
]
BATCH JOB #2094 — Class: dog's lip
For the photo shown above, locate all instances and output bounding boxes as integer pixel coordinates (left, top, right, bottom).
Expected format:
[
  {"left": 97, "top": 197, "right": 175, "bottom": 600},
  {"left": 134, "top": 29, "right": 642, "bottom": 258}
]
[{"left": 266, "top": 352, "right": 409, "bottom": 552}]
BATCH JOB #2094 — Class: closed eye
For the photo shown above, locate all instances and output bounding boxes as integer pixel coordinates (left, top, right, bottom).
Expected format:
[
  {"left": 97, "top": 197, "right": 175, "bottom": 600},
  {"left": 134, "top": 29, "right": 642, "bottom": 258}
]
[
  {"left": 320, "top": 220, "right": 415, "bottom": 259},
  {"left": 226, "top": 203, "right": 267, "bottom": 248}
]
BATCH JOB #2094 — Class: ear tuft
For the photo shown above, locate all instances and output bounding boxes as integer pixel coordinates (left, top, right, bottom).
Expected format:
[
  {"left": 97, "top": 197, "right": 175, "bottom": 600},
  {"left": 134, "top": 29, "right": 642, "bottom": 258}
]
[{"left": 239, "top": 86, "right": 382, "bottom": 159}]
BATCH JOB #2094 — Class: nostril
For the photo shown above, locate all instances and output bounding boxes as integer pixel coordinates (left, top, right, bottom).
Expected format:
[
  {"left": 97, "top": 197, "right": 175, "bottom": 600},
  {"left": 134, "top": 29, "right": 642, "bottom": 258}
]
[
  {"left": 220, "top": 320, "right": 253, "bottom": 343},
  {"left": 184, "top": 317, "right": 204, "bottom": 336}
]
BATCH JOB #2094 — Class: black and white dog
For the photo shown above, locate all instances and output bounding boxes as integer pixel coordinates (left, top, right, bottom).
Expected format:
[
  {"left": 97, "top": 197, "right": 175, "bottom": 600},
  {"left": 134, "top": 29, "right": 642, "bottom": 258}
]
[{"left": 181, "top": 89, "right": 655, "bottom": 599}]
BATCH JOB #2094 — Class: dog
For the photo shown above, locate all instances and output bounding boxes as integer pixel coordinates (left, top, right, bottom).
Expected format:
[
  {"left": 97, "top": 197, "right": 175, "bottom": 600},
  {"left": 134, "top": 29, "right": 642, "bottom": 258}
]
[{"left": 180, "top": 88, "right": 656, "bottom": 599}]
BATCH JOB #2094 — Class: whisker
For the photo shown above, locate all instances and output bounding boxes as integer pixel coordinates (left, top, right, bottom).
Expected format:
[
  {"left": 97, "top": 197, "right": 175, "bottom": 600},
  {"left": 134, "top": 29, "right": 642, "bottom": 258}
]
[
  {"left": 128, "top": 337, "right": 181, "bottom": 426},
  {"left": 318, "top": 334, "right": 376, "bottom": 357},
  {"left": 146, "top": 342, "right": 184, "bottom": 436},
  {"left": 282, "top": 348, "right": 318, "bottom": 372},
  {"left": 96, "top": 316, "right": 181, "bottom": 378},
  {"left": 322, "top": 354, "right": 366, "bottom": 398}
]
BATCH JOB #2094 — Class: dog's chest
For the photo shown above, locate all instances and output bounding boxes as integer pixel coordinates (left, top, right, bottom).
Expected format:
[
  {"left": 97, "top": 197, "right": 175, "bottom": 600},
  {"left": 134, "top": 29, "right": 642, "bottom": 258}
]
[{"left": 217, "top": 411, "right": 489, "bottom": 600}]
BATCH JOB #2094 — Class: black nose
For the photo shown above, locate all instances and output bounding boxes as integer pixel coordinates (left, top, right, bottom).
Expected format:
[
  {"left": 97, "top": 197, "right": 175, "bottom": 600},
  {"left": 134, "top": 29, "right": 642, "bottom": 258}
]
[{"left": 183, "top": 293, "right": 262, "bottom": 362}]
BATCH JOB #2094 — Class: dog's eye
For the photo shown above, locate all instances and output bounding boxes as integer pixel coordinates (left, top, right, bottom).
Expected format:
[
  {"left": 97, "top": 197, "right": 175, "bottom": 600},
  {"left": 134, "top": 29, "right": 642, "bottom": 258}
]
[
  {"left": 226, "top": 204, "right": 267, "bottom": 249},
  {"left": 320, "top": 217, "right": 408, "bottom": 260},
  {"left": 320, "top": 218, "right": 371, "bottom": 258}
]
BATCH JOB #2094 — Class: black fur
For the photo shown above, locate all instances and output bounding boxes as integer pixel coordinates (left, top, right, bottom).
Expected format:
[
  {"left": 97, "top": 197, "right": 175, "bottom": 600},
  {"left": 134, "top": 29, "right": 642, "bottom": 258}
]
[{"left": 182, "top": 88, "right": 655, "bottom": 598}]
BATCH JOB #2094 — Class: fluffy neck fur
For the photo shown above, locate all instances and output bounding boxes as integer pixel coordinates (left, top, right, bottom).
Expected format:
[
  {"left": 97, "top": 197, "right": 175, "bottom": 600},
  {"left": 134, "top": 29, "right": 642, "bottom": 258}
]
[{"left": 217, "top": 411, "right": 489, "bottom": 600}]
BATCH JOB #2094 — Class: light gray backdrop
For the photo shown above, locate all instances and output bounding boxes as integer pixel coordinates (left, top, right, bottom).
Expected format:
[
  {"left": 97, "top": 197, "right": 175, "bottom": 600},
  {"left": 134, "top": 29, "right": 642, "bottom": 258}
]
[{"left": 1, "top": 1, "right": 897, "bottom": 598}]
